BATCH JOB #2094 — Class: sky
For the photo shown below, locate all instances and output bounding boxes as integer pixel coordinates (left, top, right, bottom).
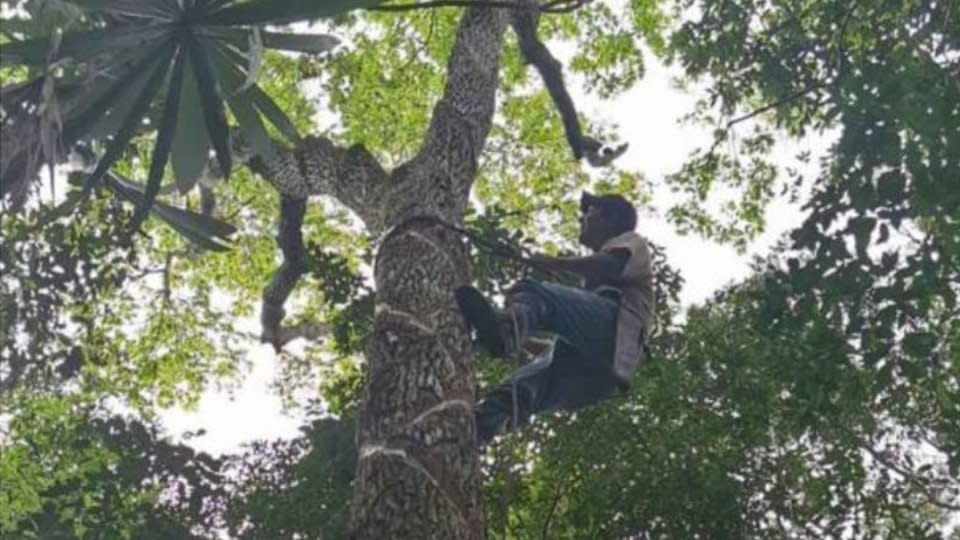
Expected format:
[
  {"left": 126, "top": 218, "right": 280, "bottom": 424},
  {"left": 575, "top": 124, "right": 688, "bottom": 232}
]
[{"left": 159, "top": 36, "right": 835, "bottom": 456}]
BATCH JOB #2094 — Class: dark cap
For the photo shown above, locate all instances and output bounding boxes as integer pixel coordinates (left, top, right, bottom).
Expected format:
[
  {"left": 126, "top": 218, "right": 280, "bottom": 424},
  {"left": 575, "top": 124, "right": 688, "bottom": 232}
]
[{"left": 580, "top": 191, "right": 637, "bottom": 234}]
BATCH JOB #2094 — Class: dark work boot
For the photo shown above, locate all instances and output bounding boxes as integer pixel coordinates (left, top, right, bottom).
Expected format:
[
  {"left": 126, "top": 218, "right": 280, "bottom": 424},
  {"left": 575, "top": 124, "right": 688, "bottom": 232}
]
[{"left": 455, "top": 286, "right": 544, "bottom": 358}]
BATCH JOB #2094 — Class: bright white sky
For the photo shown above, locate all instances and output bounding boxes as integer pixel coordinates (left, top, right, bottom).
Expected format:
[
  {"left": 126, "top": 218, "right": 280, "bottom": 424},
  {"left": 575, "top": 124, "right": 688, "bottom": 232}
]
[{"left": 160, "top": 42, "right": 834, "bottom": 455}]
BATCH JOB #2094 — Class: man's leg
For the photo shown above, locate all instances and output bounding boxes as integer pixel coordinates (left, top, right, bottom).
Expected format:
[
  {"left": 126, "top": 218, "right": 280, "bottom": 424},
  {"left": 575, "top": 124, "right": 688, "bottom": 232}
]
[
  {"left": 474, "top": 340, "right": 622, "bottom": 445},
  {"left": 455, "top": 286, "right": 547, "bottom": 358},
  {"left": 466, "top": 280, "right": 622, "bottom": 443},
  {"left": 475, "top": 354, "right": 554, "bottom": 445},
  {"left": 505, "top": 279, "right": 618, "bottom": 356},
  {"left": 457, "top": 279, "right": 618, "bottom": 354}
]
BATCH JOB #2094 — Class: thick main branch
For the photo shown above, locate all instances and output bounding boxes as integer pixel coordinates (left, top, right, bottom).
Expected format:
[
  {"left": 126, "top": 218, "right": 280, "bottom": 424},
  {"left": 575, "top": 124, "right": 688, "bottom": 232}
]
[
  {"left": 230, "top": 133, "right": 390, "bottom": 349},
  {"left": 244, "top": 134, "right": 390, "bottom": 232},
  {"left": 381, "top": 6, "right": 509, "bottom": 226}
]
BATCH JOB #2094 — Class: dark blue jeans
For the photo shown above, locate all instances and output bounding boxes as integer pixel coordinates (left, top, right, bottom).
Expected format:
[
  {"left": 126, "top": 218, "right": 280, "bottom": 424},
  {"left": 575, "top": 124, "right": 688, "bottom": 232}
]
[{"left": 475, "top": 279, "right": 621, "bottom": 443}]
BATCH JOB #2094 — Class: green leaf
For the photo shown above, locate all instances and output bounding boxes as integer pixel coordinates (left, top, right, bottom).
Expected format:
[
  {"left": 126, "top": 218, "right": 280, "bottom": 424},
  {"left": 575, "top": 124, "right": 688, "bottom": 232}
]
[
  {"left": 150, "top": 199, "right": 238, "bottom": 240},
  {"left": 23, "top": 45, "right": 173, "bottom": 233},
  {"left": 877, "top": 171, "right": 907, "bottom": 203},
  {"left": 130, "top": 46, "right": 186, "bottom": 231},
  {"left": 149, "top": 200, "right": 237, "bottom": 251},
  {"left": 212, "top": 42, "right": 300, "bottom": 143},
  {"left": 208, "top": 45, "right": 275, "bottom": 161},
  {"left": 228, "top": 92, "right": 275, "bottom": 161},
  {"left": 849, "top": 216, "right": 876, "bottom": 259},
  {"left": 106, "top": 174, "right": 237, "bottom": 251},
  {"left": 203, "top": 0, "right": 385, "bottom": 26},
  {"left": 186, "top": 35, "right": 232, "bottom": 179},
  {"left": 171, "top": 55, "right": 212, "bottom": 194},
  {"left": 155, "top": 217, "right": 232, "bottom": 251},
  {"left": 69, "top": 0, "right": 180, "bottom": 19},
  {"left": 83, "top": 44, "right": 173, "bottom": 189},
  {"left": 60, "top": 49, "right": 162, "bottom": 146},
  {"left": 0, "top": 26, "right": 169, "bottom": 67},
  {"left": 902, "top": 332, "right": 936, "bottom": 358},
  {"left": 249, "top": 84, "right": 300, "bottom": 142},
  {"left": 200, "top": 28, "right": 338, "bottom": 55},
  {"left": 83, "top": 59, "right": 160, "bottom": 141},
  {"left": 261, "top": 32, "right": 339, "bottom": 54}
]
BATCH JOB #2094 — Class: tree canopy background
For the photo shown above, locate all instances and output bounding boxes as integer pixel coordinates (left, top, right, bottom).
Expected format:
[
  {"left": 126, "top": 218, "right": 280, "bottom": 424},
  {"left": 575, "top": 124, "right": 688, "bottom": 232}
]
[{"left": 1, "top": 0, "right": 957, "bottom": 538}]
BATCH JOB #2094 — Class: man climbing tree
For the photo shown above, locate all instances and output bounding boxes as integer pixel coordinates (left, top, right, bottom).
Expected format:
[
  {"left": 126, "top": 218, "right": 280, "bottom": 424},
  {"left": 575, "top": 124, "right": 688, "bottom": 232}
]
[
  {"left": 1, "top": 0, "right": 632, "bottom": 537},
  {"left": 3, "top": 0, "right": 958, "bottom": 537},
  {"left": 459, "top": 191, "right": 654, "bottom": 444}
]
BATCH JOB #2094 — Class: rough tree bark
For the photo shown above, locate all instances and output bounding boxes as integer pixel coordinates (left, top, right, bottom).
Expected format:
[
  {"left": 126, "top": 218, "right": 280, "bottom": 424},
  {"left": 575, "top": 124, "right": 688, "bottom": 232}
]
[
  {"left": 350, "top": 7, "right": 506, "bottom": 536},
  {"left": 250, "top": 6, "right": 509, "bottom": 538}
]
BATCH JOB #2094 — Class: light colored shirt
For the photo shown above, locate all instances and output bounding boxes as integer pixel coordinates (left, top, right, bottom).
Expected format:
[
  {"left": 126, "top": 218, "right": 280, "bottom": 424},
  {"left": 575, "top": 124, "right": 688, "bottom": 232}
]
[{"left": 590, "top": 231, "right": 655, "bottom": 387}]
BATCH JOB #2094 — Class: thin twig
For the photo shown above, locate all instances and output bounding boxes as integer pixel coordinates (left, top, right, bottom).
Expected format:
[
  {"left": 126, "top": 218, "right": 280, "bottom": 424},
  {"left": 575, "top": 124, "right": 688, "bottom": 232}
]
[
  {"left": 224, "top": 195, "right": 257, "bottom": 221},
  {"left": 718, "top": 4, "right": 855, "bottom": 135},
  {"left": 160, "top": 249, "right": 189, "bottom": 304},
  {"left": 861, "top": 443, "right": 960, "bottom": 511},
  {"left": 398, "top": 10, "right": 438, "bottom": 73},
  {"left": 127, "top": 266, "right": 165, "bottom": 281},
  {"left": 724, "top": 82, "right": 825, "bottom": 129},
  {"left": 274, "top": 322, "right": 331, "bottom": 348},
  {"left": 540, "top": 469, "right": 581, "bottom": 539}
]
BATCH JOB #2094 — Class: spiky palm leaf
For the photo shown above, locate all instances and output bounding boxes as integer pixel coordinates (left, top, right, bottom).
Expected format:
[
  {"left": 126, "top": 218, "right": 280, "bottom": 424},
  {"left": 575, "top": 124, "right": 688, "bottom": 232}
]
[
  {"left": 105, "top": 173, "right": 238, "bottom": 252},
  {"left": 0, "top": 0, "right": 383, "bottom": 238}
]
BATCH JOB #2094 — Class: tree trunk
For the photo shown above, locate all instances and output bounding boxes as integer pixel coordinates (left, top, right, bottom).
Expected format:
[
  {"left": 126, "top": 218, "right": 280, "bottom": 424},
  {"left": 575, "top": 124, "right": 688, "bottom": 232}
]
[
  {"left": 252, "top": 6, "right": 508, "bottom": 537},
  {"left": 350, "top": 217, "right": 481, "bottom": 537},
  {"left": 348, "top": 8, "right": 507, "bottom": 539}
]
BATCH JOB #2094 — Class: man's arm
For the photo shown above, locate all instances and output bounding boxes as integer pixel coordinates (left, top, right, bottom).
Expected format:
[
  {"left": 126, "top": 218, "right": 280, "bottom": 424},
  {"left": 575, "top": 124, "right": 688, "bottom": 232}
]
[{"left": 529, "top": 249, "right": 629, "bottom": 283}]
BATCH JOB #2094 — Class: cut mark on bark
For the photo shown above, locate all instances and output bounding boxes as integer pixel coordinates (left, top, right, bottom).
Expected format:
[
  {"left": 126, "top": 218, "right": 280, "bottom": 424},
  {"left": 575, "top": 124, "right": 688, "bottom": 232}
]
[
  {"left": 377, "top": 305, "right": 438, "bottom": 334},
  {"left": 392, "top": 228, "right": 459, "bottom": 277},
  {"left": 359, "top": 444, "right": 470, "bottom": 527},
  {"left": 405, "top": 399, "right": 472, "bottom": 430}
]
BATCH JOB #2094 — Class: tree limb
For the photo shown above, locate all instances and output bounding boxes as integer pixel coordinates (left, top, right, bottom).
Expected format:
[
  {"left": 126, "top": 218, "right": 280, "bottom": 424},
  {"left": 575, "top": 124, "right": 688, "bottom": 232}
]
[
  {"left": 260, "top": 196, "right": 310, "bottom": 352},
  {"left": 511, "top": 7, "right": 626, "bottom": 167},
  {"left": 273, "top": 321, "right": 331, "bottom": 348},
  {"left": 384, "top": 6, "right": 509, "bottom": 224},
  {"left": 226, "top": 131, "right": 389, "bottom": 351},
  {"left": 245, "top": 135, "right": 390, "bottom": 232}
]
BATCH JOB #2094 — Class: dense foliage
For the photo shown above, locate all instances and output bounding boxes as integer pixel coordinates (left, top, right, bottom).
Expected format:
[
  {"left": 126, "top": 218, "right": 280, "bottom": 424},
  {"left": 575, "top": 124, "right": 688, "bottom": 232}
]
[{"left": 1, "top": 0, "right": 957, "bottom": 538}]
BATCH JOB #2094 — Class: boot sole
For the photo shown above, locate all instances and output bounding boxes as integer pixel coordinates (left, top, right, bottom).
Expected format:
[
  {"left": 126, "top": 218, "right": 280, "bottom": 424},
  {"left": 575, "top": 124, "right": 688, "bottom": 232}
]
[{"left": 455, "top": 286, "right": 507, "bottom": 357}]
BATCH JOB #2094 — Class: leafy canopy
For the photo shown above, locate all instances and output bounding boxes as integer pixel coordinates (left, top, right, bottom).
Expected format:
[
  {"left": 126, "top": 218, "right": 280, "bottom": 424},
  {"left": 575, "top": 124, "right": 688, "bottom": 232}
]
[{"left": 1, "top": 0, "right": 958, "bottom": 537}]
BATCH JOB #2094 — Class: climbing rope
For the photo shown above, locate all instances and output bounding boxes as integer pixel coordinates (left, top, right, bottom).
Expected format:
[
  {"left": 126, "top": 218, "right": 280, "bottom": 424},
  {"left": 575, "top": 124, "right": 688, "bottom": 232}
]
[
  {"left": 380, "top": 213, "right": 571, "bottom": 280},
  {"left": 510, "top": 307, "right": 522, "bottom": 432}
]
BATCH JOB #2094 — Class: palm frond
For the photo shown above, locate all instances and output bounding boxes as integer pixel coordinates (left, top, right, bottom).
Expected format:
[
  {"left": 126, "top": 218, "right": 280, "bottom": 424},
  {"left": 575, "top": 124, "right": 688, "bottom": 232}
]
[{"left": 1, "top": 0, "right": 383, "bottom": 222}]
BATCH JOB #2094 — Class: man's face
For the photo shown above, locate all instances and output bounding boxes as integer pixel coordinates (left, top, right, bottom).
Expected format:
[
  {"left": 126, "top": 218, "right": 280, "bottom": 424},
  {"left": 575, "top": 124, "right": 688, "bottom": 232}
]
[{"left": 578, "top": 204, "right": 608, "bottom": 249}]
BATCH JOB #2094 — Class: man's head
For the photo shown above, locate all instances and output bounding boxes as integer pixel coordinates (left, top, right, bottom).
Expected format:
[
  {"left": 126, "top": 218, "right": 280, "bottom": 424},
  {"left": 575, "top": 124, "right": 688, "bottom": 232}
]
[{"left": 578, "top": 191, "right": 637, "bottom": 250}]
